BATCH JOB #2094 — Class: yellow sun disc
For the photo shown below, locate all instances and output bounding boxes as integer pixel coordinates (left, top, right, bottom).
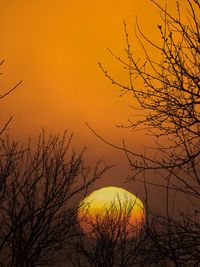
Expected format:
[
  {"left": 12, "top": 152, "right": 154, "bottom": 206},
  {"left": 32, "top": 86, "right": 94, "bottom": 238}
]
[{"left": 78, "top": 186, "right": 145, "bottom": 237}]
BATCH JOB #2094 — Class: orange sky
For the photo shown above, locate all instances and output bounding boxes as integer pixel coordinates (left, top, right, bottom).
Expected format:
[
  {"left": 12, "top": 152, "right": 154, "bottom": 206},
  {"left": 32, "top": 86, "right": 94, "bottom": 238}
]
[{"left": 0, "top": 0, "right": 187, "bottom": 208}]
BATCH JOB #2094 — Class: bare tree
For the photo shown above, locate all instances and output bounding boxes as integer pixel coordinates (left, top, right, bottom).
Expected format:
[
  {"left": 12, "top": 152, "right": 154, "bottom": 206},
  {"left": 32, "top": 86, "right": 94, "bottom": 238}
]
[
  {"left": 99, "top": 0, "right": 200, "bottom": 211},
  {"left": 68, "top": 195, "right": 147, "bottom": 267},
  {"left": 69, "top": 200, "right": 200, "bottom": 266},
  {"left": 146, "top": 212, "right": 200, "bottom": 266},
  {"left": 0, "top": 59, "right": 22, "bottom": 204},
  {"left": 0, "top": 132, "right": 108, "bottom": 266},
  {"left": 96, "top": 0, "right": 200, "bottom": 265}
]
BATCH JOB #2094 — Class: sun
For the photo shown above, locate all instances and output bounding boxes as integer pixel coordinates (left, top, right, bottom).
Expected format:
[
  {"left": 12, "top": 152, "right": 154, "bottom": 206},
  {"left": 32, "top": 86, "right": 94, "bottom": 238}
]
[{"left": 78, "top": 186, "right": 145, "bottom": 238}]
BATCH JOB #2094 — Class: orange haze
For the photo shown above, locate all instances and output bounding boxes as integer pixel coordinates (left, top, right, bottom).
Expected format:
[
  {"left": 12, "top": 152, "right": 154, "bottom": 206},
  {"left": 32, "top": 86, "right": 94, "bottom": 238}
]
[{"left": 0, "top": 0, "right": 187, "bottom": 208}]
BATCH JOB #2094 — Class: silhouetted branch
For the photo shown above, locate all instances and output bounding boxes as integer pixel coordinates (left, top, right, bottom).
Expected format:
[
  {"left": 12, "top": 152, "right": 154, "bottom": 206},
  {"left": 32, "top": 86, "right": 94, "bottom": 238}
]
[
  {"left": 99, "top": 0, "right": 200, "bottom": 203},
  {"left": 0, "top": 132, "right": 109, "bottom": 266}
]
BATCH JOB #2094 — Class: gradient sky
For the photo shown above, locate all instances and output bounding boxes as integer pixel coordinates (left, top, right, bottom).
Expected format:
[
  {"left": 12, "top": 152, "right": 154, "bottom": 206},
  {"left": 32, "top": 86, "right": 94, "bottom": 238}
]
[{"left": 0, "top": 0, "right": 187, "bottom": 210}]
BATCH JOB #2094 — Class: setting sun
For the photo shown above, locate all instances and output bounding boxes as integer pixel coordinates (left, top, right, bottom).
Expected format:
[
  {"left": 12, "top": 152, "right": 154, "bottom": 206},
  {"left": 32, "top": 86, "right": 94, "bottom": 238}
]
[
  {"left": 1, "top": 0, "right": 198, "bottom": 265},
  {"left": 78, "top": 186, "right": 145, "bottom": 237}
]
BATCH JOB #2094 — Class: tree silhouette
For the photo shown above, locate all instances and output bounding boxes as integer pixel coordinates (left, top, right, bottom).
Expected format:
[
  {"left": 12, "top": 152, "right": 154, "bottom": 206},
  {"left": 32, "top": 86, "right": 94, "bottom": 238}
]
[
  {"left": 69, "top": 201, "right": 200, "bottom": 266},
  {"left": 99, "top": 0, "right": 200, "bottom": 203},
  {"left": 68, "top": 196, "right": 147, "bottom": 267},
  {"left": 146, "top": 212, "right": 200, "bottom": 266},
  {"left": 97, "top": 0, "right": 200, "bottom": 265},
  {"left": 0, "top": 132, "right": 108, "bottom": 266},
  {"left": 0, "top": 60, "right": 22, "bottom": 211},
  {"left": 98, "top": 0, "right": 200, "bottom": 213}
]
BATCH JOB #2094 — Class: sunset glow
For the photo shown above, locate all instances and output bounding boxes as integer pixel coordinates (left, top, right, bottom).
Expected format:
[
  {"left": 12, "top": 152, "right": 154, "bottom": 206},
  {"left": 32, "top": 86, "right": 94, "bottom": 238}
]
[
  {"left": 1, "top": 0, "right": 198, "bottom": 265},
  {"left": 78, "top": 186, "right": 145, "bottom": 237}
]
